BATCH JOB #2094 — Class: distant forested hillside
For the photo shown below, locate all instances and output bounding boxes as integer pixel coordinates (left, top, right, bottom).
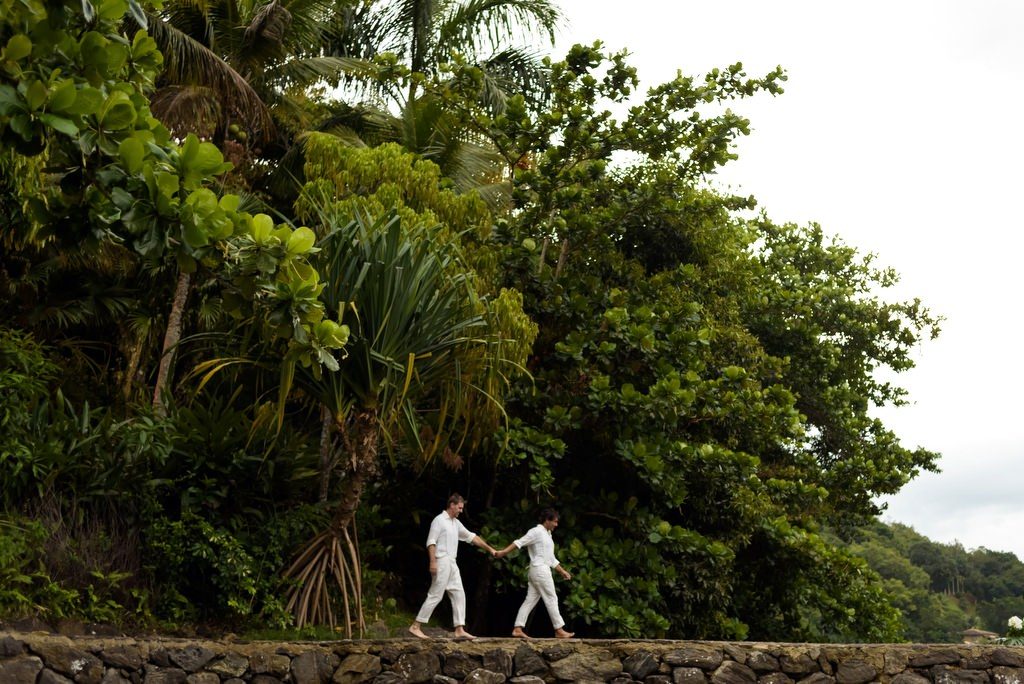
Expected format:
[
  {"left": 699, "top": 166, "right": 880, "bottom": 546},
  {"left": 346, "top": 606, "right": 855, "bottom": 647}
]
[{"left": 841, "top": 522, "right": 1024, "bottom": 642}]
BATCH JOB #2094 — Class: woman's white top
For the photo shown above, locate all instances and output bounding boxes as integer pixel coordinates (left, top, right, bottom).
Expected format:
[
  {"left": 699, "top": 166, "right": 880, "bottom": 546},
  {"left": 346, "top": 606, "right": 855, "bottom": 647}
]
[
  {"left": 426, "top": 511, "right": 476, "bottom": 559},
  {"left": 514, "top": 524, "right": 560, "bottom": 568}
]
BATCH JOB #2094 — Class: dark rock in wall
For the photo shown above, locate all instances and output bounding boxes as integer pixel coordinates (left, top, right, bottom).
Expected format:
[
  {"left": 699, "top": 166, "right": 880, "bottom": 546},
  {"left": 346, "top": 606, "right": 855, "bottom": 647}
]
[
  {"left": 513, "top": 644, "right": 547, "bottom": 677},
  {"left": 100, "top": 645, "right": 143, "bottom": 670},
  {"left": 39, "top": 666, "right": 75, "bottom": 684},
  {"left": 483, "top": 649, "right": 513, "bottom": 677},
  {"left": 666, "top": 648, "right": 724, "bottom": 670},
  {"left": 757, "top": 673, "right": 793, "bottom": 684},
  {"left": 891, "top": 673, "right": 930, "bottom": 684},
  {"left": 623, "top": 651, "right": 660, "bottom": 680},
  {"left": 463, "top": 667, "right": 507, "bottom": 684},
  {"left": 835, "top": 660, "right": 876, "bottom": 684},
  {"left": 0, "top": 655, "right": 44, "bottom": 684},
  {"left": 674, "top": 666, "right": 707, "bottom": 684},
  {"left": 549, "top": 651, "right": 622, "bottom": 682},
  {"left": 169, "top": 645, "right": 215, "bottom": 673},
  {"left": 444, "top": 652, "right": 483, "bottom": 679},
  {"left": 747, "top": 652, "right": 780, "bottom": 674},
  {"left": 711, "top": 660, "right": 757, "bottom": 684},
  {"left": 910, "top": 650, "right": 961, "bottom": 668},
  {"left": 932, "top": 664, "right": 991, "bottom": 684},
  {"left": 990, "top": 665, "right": 1024, "bottom": 684},
  {"left": 394, "top": 651, "right": 442, "bottom": 683},
  {"left": 779, "top": 655, "right": 818, "bottom": 676},
  {"left": 993, "top": 651, "right": 1024, "bottom": 668},
  {"left": 334, "top": 653, "right": 383, "bottom": 684}
]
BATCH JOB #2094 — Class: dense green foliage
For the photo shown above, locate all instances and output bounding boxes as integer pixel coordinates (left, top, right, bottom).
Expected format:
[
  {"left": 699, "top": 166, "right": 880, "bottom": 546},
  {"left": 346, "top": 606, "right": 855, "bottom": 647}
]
[
  {"left": 844, "top": 522, "right": 1024, "bottom": 642},
  {"left": 0, "top": 0, "right": 966, "bottom": 643}
]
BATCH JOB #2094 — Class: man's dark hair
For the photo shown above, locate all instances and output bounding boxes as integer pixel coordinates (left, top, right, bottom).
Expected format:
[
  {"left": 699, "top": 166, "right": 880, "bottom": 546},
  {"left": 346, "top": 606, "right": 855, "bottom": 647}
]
[
  {"left": 539, "top": 507, "right": 559, "bottom": 523},
  {"left": 447, "top": 493, "right": 466, "bottom": 507}
]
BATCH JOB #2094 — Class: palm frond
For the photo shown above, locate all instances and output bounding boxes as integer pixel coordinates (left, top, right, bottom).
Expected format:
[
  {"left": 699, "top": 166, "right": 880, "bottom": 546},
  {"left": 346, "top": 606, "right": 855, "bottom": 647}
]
[
  {"left": 436, "top": 0, "right": 560, "bottom": 59},
  {"left": 478, "top": 45, "right": 551, "bottom": 110},
  {"left": 143, "top": 13, "right": 275, "bottom": 139},
  {"left": 150, "top": 85, "right": 222, "bottom": 139},
  {"left": 241, "top": 0, "right": 293, "bottom": 65},
  {"left": 272, "top": 55, "right": 384, "bottom": 90}
]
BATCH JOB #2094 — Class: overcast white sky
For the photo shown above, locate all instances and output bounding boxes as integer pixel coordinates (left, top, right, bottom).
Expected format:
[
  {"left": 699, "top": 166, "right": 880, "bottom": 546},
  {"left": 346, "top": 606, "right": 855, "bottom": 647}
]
[{"left": 556, "top": 1, "right": 1024, "bottom": 559}]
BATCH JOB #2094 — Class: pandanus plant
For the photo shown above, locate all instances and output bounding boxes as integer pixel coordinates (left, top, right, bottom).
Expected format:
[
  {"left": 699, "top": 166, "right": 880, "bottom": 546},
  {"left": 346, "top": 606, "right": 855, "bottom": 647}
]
[{"left": 282, "top": 207, "right": 491, "bottom": 632}]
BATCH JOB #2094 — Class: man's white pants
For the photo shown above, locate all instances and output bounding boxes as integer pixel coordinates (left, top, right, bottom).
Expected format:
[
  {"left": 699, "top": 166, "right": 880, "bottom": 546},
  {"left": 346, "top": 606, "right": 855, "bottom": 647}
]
[
  {"left": 514, "top": 565, "right": 565, "bottom": 630},
  {"left": 415, "top": 556, "right": 466, "bottom": 626}
]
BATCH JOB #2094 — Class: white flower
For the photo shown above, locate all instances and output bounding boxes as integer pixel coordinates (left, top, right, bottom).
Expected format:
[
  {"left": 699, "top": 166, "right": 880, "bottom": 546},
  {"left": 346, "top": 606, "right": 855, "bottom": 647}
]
[{"left": 1008, "top": 616, "right": 1022, "bottom": 630}]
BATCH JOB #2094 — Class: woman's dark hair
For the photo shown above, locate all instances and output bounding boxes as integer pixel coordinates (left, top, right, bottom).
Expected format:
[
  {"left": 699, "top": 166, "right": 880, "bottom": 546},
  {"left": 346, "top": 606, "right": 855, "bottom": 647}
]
[{"left": 539, "top": 507, "right": 559, "bottom": 523}]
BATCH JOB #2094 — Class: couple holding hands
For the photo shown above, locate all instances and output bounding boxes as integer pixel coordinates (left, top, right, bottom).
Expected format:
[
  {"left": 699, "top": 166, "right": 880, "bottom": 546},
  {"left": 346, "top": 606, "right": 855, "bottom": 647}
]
[{"left": 408, "top": 493, "right": 575, "bottom": 640}]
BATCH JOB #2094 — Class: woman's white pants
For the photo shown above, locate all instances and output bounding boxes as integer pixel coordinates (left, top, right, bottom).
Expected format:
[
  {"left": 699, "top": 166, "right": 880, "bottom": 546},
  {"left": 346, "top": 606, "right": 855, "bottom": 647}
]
[
  {"left": 415, "top": 556, "right": 466, "bottom": 626},
  {"left": 514, "top": 565, "right": 564, "bottom": 629}
]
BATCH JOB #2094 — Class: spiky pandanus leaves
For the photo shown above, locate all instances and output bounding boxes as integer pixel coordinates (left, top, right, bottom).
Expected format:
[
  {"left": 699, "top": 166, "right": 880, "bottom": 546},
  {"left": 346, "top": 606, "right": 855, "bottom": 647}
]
[
  {"left": 278, "top": 138, "right": 535, "bottom": 630},
  {"left": 282, "top": 209, "right": 488, "bottom": 631}
]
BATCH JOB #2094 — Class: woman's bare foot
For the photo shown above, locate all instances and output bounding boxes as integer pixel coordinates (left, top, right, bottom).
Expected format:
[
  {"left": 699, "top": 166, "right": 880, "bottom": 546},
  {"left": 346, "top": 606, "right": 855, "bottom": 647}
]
[
  {"left": 453, "top": 627, "right": 476, "bottom": 640},
  {"left": 555, "top": 628, "right": 575, "bottom": 639},
  {"left": 511, "top": 627, "right": 531, "bottom": 639},
  {"left": 408, "top": 623, "right": 430, "bottom": 639}
]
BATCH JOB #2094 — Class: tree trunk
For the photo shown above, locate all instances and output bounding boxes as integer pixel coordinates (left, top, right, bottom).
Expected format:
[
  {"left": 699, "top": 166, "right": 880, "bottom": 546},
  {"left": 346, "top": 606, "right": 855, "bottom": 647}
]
[
  {"left": 319, "top": 404, "right": 334, "bottom": 502},
  {"left": 332, "top": 409, "right": 379, "bottom": 530},
  {"left": 554, "top": 238, "right": 570, "bottom": 279},
  {"left": 121, "top": 328, "right": 146, "bottom": 406},
  {"left": 284, "top": 408, "right": 378, "bottom": 630},
  {"left": 152, "top": 269, "right": 190, "bottom": 417}
]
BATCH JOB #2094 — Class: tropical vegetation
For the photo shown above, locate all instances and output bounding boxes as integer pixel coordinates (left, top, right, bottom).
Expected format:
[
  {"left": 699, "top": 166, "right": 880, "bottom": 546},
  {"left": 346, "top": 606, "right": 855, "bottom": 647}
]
[{"left": 2, "top": 0, "right": 1008, "bottom": 644}]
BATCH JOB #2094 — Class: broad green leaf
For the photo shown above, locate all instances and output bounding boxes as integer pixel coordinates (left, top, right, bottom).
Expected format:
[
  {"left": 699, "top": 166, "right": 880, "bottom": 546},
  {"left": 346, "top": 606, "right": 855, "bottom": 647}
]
[
  {"left": 191, "top": 140, "right": 225, "bottom": 174},
  {"left": 99, "top": 91, "right": 136, "bottom": 130},
  {"left": 218, "top": 194, "right": 240, "bottom": 212},
  {"left": 24, "top": 80, "right": 47, "bottom": 110},
  {"left": 4, "top": 35, "right": 32, "bottom": 62},
  {"left": 66, "top": 86, "right": 102, "bottom": 115},
  {"left": 79, "top": 32, "right": 109, "bottom": 71},
  {"left": 182, "top": 221, "right": 209, "bottom": 248},
  {"left": 118, "top": 137, "right": 144, "bottom": 173},
  {"left": 315, "top": 320, "right": 350, "bottom": 347},
  {"left": 286, "top": 227, "right": 316, "bottom": 255},
  {"left": 38, "top": 113, "right": 78, "bottom": 136},
  {"left": 0, "top": 84, "right": 24, "bottom": 115},
  {"left": 48, "top": 80, "right": 77, "bottom": 112},
  {"left": 97, "top": 0, "right": 128, "bottom": 21},
  {"left": 251, "top": 214, "right": 273, "bottom": 245}
]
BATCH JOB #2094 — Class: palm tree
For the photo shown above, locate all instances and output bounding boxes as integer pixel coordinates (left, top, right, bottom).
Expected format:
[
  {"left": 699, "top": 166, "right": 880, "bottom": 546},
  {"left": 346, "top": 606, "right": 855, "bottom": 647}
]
[
  {"left": 327, "top": 0, "right": 561, "bottom": 113},
  {"left": 134, "top": 0, "right": 369, "bottom": 143}
]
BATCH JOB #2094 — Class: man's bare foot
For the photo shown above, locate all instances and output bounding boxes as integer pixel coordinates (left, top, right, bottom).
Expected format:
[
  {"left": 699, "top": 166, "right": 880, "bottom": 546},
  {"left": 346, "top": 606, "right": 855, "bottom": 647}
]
[
  {"left": 555, "top": 628, "right": 575, "bottom": 639},
  {"left": 408, "top": 624, "right": 430, "bottom": 639},
  {"left": 453, "top": 628, "right": 476, "bottom": 640},
  {"left": 511, "top": 627, "right": 531, "bottom": 639}
]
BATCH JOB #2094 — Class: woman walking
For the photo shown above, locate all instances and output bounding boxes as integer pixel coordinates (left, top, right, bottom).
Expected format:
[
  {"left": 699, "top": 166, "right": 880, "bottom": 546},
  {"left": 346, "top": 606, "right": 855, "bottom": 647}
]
[{"left": 496, "top": 508, "right": 574, "bottom": 638}]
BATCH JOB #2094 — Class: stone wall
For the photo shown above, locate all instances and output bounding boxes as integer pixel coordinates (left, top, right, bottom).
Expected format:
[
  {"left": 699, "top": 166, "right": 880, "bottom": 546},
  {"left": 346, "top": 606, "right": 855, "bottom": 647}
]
[{"left": 3, "top": 631, "right": 1024, "bottom": 684}]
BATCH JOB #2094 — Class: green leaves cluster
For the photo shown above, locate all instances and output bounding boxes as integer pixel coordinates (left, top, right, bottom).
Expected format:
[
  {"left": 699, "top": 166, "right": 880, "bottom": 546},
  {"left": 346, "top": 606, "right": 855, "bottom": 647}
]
[
  {"left": 469, "top": 46, "right": 936, "bottom": 641},
  {"left": 1, "top": 0, "right": 945, "bottom": 641},
  {"left": 0, "top": 0, "right": 345, "bottom": 365}
]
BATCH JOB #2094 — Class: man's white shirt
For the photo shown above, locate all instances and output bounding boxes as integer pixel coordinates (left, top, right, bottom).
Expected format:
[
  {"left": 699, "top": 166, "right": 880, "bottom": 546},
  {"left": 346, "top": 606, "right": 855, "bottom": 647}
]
[
  {"left": 426, "top": 511, "right": 476, "bottom": 559},
  {"left": 514, "top": 524, "right": 560, "bottom": 568}
]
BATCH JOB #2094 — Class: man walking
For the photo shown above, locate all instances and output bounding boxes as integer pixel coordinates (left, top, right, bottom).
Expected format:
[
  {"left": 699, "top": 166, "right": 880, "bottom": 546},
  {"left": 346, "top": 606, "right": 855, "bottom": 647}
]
[
  {"left": 495, "top": 508, "right": 574, "bottom": 639},
  {"left": 409, "top": 493, "right": 498, "bottom": 639}
]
